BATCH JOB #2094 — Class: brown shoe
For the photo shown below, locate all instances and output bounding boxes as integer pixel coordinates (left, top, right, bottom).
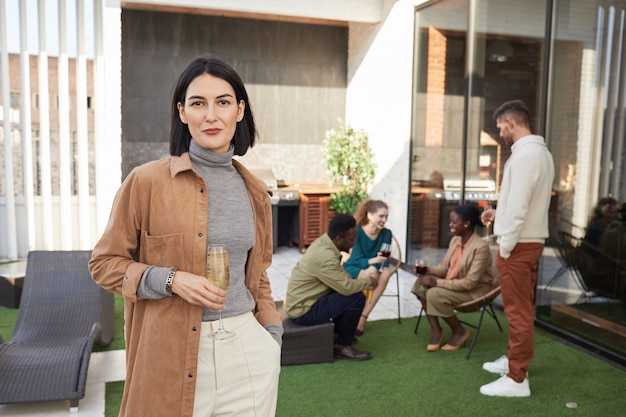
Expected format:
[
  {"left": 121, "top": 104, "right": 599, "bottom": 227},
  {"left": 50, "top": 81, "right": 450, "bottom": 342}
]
[{"left": 334, "top": 344, "right": 371, "bottom": 361}]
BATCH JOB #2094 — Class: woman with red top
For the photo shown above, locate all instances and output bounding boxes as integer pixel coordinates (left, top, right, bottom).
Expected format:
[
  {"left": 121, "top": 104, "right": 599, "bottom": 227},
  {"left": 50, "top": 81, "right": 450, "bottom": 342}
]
[{"left": 412, "top": 203, "right": 494, "bottom": 351}]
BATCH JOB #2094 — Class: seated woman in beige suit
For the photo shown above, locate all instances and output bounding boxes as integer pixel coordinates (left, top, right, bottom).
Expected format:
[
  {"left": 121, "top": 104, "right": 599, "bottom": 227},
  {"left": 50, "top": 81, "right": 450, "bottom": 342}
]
[{"left": 412, "top": 203, "right": 494, "bottom": 352}]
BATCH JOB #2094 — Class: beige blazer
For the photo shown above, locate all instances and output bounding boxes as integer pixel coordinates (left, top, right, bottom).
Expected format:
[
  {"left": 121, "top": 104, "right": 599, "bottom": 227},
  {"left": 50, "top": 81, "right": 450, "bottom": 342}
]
[{"left": 426, "top": 232, "right": 495, "bottom": 299}]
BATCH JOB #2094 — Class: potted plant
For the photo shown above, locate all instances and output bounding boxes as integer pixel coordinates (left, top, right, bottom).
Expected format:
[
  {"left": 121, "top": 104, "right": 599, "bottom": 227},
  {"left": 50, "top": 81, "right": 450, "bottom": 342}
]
[{"left": 323, "top": 120, "right": 376, "bottom": 214}]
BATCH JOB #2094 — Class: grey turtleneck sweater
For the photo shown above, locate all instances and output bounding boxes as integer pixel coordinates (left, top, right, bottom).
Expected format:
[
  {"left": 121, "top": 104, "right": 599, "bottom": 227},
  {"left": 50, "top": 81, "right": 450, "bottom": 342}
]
[{"left": 137, "top": 140, "right": 282, "bottom": 344}]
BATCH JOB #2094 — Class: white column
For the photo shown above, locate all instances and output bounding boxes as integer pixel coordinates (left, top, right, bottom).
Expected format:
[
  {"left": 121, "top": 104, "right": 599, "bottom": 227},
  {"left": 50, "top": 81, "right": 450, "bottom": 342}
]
[
  {"left": 58, "top": 0, "right": 73, "bottom": 250},
  {"left": 20, "top": 0, "right": 36, "bottom": 254},
  {"left": 345, "top": 0, "right": 418, "bottom": 250},
  {"left": 38, "top": 0, "right": 54, "bottom": 250},
  {"left": 94, "top": 0, "right": 122, "bottom": 237},
  {"left": 76, "top": 0, "right": 90, "bottom": 249},
  {"left": 1, "top": 0, "right": 18, "bottom": 260}
]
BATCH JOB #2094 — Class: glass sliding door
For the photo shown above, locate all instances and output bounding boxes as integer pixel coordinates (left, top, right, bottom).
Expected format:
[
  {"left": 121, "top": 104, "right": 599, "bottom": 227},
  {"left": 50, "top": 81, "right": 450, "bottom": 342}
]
[
  {"left": 409, "top": 0, "right": 548, "bottom": 266},
  {"left": 411, "top": 0, "right": 626, "bottom": 365},
  {"left": 409, "top": 0, "right": 469, "bottom": 265},
  {"left": 471, "top": 0, "right": 548, "bottom": 195},
  {"left": 537, "top": 0, "right": 626, "bottom": 365}
]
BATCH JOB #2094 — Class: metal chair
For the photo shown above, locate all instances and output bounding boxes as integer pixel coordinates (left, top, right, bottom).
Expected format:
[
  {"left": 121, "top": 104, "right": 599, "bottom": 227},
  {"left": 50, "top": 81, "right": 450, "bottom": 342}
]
[
  {"left": 545, "top": 230, "right": 590, "bottom": 294},
  {"left": 382, "top": 234, "right": 403, "bottom": 323},
  {"left": 414, "top": 282, "right": 503, "bottom": 359}
]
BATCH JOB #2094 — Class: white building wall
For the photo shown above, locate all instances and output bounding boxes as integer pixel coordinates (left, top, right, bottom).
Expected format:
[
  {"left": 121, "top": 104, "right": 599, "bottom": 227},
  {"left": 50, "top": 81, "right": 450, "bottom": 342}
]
[
  {"left": 345, "top": 0, "right": 426, "bottom": 249},
  {"left": 123, "top": 0, "right": 385, "bottom": 23},
  {"left": 95, "top": 2, "right": 122, "bottom": 237}
]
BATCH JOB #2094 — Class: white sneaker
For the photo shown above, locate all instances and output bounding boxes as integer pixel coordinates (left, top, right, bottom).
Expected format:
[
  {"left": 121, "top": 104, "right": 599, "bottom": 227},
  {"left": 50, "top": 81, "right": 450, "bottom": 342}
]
[
  {"left": 480, "top": 375, "right": 530, "bottom": 397},
  {"left": 482, "top": 355, "right": 508, "bottom": 374}
]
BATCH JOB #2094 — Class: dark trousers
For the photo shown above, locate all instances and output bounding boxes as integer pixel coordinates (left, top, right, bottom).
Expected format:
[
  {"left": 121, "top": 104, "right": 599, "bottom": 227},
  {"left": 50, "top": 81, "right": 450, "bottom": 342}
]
[{"left": 292, "top": 291, "right": 365, "bottom": 346}]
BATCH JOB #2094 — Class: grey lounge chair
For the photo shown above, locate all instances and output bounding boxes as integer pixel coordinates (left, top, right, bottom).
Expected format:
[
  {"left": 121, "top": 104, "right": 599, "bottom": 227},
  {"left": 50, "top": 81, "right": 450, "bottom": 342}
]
[{"left": 0, "top": 251, "right": 114, "bottom": 411}]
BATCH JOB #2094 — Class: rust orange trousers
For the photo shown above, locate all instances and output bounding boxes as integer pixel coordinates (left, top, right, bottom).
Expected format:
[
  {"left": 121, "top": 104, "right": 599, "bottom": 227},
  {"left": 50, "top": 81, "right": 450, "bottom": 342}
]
[{"left": 496, "top": 242, "right": 544, "bottom": 382}]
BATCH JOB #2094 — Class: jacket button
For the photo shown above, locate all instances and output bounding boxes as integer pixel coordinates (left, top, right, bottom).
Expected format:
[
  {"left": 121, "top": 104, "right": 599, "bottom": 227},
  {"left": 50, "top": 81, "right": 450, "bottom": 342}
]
[
  {"left": 200, "top": 188, "right": 205, "bottom": 193},
  {"left": 188, "top": 373, "right": 193, "bottom": 378},
  {"left": 198, "top": 232, "right": 203, "bottom": 237},
  {"left": 192, "top": 326, "right": 197, "bottom": 331}
]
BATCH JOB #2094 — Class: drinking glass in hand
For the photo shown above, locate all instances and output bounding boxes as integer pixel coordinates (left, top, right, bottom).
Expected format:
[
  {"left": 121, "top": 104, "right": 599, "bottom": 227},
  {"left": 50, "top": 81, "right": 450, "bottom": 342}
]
[
  {"left": 363, "top": 288, "right": 373, "bottom": 304},
  {"left": 380, "top": 242, "right": 391, "bottom": 258},
  {"left": 207, "top": 245, "right": 234, "bottom": 340},
  {"left": 414, "top": 259, "right": 428, "bottom": 292},
  {"left": 482, "top": 205, "right": 493, "bottom": 243},
  {"left": 378, "top": 242, "right": 391, "bottom": 272}
]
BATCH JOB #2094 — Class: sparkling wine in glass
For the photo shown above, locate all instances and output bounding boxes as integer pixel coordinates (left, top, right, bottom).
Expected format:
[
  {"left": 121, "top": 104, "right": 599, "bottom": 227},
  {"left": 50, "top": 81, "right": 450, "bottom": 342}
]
[{"left": 207, "top": 245, "right": 234, "bottom": 340}]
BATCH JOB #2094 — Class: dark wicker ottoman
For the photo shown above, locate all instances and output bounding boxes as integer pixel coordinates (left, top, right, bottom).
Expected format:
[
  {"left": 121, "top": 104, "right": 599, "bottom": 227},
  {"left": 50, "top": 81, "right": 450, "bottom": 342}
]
[{"left": 276, "top": 301, "right": 335, "bottom": 365}]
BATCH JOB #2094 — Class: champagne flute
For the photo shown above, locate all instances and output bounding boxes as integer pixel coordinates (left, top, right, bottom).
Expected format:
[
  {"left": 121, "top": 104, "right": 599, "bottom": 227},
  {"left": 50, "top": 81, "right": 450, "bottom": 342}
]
[
  {"left": 206, "top": 244, "right": 234, "bottom": 340},
  {"left": 414, "top": 258, "right": 428, "bottom": 292}
]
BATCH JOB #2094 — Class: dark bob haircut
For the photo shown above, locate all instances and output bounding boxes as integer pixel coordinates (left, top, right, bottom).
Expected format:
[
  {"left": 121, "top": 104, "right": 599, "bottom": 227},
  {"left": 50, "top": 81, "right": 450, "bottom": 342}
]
[{"left": 169, "top": 55, "right": 257, "bottom": 156}]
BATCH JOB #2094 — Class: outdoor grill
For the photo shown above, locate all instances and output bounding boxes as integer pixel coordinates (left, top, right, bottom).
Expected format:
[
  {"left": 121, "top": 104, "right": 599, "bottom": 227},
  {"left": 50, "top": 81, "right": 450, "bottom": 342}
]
[
  {"left": 250, "top": 168, "right": 301, "bottom": 251},
  {"left": 442, "top": 178, "right": 497, "bottom": 202},
  {"left": 250, "top": 168, "right": 300, "bottom": 207},
  {"left": 439, "top": 178, "right": 498, "bottom": 246}
]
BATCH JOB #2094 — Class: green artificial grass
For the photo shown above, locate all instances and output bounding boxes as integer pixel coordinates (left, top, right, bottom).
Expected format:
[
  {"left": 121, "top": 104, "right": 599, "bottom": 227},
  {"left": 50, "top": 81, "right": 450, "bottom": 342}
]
[
  {"left": 105, "top": 377, "right": 125, "bottom": 417},
  {"left": 104, "top": 311, "right": 626, "bottom": 417},
  {"left": 0, "top": 306, "right": 18, "bottom": 341},
  {"left": 94, "top": 294, "right": 126, "bottom": 352}
]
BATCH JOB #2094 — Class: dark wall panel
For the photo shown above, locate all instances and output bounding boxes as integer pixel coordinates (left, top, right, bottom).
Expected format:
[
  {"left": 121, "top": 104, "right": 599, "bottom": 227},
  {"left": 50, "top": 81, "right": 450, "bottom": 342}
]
[{"left": 121, "top": 9, "right": 348, "bottom": 178}]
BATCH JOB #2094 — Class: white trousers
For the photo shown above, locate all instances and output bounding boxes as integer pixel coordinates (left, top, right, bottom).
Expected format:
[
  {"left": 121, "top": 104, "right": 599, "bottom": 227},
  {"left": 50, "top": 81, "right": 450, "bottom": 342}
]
[{"left": 192, "top": 312, "right": 281, "bottom": 417}]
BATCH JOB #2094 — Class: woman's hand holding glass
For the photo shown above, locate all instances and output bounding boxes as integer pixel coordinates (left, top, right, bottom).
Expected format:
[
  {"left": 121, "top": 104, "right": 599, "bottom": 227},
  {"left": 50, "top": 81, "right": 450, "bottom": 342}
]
[
  {"left": 420, "top": 275, "right": 437, "bottom": 287},
  {"left": 167, "top": 270, "right": 226, "bottom": 310}
]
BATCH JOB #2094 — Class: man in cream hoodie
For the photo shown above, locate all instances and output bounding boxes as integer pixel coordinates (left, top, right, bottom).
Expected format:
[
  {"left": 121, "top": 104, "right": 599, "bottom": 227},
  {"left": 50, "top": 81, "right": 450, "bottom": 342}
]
[{"left": 480, "top": 100, "right": 555, "bottom": 397}]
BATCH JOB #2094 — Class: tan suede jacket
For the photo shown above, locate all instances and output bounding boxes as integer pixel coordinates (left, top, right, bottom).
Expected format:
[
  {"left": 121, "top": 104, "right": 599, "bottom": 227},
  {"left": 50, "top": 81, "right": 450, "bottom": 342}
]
[
  {"left": 426, "top": 233, "right": 495, "bottom": 299},
  {"left": 89, "top": 153, "right": 281, "bottom": 417}
]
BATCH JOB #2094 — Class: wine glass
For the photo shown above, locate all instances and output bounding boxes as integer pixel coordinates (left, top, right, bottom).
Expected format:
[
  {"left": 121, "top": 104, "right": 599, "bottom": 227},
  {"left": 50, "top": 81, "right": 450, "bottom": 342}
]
[
  {"left": 414, "top": 258, "right": 428, "bottom": 292},
  {"left": 482, "top": 205, "right": 493, "bottom": 243},
  {"left": 378, "top": 242, "right": 391, "bottom": 272},
  {"left": 206, "top": 244, "right": 234, "bottom": 340}
]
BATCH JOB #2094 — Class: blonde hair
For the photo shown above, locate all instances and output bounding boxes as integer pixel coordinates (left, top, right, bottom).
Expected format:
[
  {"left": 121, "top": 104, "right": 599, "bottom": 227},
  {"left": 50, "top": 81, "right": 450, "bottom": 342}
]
[{"left": 354, "top": 199, "right": 388, "bottom": 226}]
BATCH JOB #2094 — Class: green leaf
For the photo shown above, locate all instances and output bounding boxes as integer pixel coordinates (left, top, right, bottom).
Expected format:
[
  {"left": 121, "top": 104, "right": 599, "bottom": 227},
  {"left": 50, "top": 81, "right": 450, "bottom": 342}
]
[{"left": 322, "top": 119, "right": 376, "bottom": 214}]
